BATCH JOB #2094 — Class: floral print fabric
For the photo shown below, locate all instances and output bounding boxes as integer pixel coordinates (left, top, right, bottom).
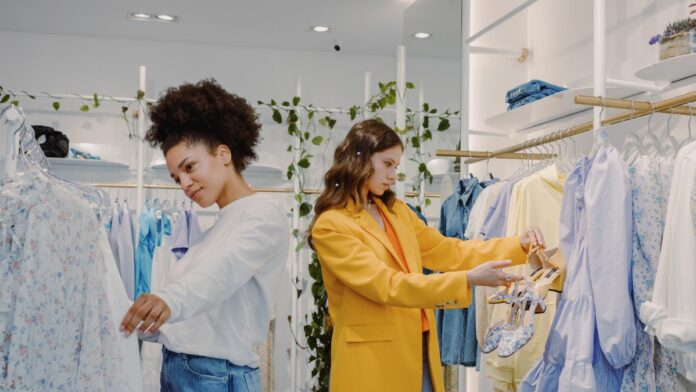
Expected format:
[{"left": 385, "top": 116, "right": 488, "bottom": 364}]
[{"left": 0, "top": 172, "right": 126, "bottom": 391}]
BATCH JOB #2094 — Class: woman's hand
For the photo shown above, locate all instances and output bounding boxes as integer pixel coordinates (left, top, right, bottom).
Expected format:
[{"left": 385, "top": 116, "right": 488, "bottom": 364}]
[
  {"left": 466, "top": 260, "right": 523, "bottom": 287},
  {"left": 519, "top": 226, "right": 545, "bottom": 253},
  {"left": 120, "top": 293, "right": 171, "bottom": 337}
]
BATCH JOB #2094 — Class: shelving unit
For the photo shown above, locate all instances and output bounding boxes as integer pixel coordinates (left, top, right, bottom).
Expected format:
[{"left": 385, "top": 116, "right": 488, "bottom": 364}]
[
  {"left": 47, "top": 157, "right": 131, "bottom": 183},
  {"left": 484, "top": 86, "right": 636, "bottom": 134},
  {"left": 635, "top": 53, "right": 696, "bottom": 83}
]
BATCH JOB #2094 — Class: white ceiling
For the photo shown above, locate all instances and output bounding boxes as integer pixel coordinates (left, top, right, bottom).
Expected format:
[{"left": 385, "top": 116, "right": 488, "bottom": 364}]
[{"left": 0, "top": 0, "right": 460, "bottom": 58}]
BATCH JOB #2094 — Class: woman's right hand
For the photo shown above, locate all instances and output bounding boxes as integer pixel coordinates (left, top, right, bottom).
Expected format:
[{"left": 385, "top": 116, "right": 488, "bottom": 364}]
[{"left": 466, "top": 260, "right": 522, "bottom": 287}]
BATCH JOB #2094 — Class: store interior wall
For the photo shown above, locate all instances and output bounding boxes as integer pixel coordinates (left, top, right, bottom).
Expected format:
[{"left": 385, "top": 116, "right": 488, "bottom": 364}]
[{"left": 3, "top": 1, "right": 696, "bottom": 390}]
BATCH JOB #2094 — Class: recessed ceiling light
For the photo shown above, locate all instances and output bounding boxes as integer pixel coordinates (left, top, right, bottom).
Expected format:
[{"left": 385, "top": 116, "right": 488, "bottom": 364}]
[
  {"left": 131, "top": 13, "right": 151, "bottom": 19},
  {"left": 413, "top": 32, "right": 433, "bottom": 39},
  {"left": 312, "top": 26, "right": 331, "bottom": 33},
  {"left": 156, "top": 14, "right": 177, "bottom": 22}
]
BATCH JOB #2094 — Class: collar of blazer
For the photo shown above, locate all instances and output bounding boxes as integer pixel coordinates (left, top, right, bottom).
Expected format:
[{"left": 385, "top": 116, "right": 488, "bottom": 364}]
[{"left": 344, "top": 197, "right": 418, "bottom": 273}]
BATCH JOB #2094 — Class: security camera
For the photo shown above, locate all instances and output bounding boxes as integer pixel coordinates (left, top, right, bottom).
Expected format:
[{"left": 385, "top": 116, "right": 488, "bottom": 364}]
[{"left": 333, "top": 41, "right": 342, "bottom": 52}]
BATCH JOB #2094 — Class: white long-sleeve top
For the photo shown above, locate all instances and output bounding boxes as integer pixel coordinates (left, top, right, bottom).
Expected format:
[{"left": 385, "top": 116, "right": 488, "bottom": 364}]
[{"left": 155, "top": 193, "right": 289, "bottom": 366}]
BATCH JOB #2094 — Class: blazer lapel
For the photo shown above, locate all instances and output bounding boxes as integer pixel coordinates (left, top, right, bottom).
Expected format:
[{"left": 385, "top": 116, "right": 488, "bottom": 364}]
[
  {"left": 374, "top": 199, "right": 420, "bottom": 274},
  {"left": 356, "top": 212, "right": 406, "bottom": 271}
]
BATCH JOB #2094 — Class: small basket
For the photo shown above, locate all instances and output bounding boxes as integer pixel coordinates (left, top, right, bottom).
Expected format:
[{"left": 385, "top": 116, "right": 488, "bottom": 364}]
[{"left": 659, "top": 30, "right": 696, "bottom": 61}]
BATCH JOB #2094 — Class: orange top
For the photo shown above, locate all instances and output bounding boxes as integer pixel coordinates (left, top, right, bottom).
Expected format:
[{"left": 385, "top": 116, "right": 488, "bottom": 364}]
[{"left": 378, "top": 208, "right": 430, "bottom": 332}]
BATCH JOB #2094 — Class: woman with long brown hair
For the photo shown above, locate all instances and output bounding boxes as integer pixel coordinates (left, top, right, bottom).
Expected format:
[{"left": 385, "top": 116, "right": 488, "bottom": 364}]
[{"left": 309, "top": 119, "right": 544, "bottom": 392}]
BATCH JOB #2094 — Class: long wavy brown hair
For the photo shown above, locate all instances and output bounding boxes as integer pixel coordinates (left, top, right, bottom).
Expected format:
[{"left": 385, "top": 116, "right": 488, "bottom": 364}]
[{"left": 308, "top": 119, "right": 404, "bottom": 246}]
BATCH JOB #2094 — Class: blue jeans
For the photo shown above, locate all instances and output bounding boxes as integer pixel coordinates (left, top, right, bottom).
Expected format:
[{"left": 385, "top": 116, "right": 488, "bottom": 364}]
[
  {"left": 160, "top": 347, "right": 261, "bottom": 392},
  {"left": 422, "top": 333, "right": 434, "bottom": 392}
]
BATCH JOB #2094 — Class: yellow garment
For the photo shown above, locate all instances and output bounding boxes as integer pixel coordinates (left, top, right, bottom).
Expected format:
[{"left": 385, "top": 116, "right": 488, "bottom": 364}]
[
  {"left": 484, "top": 164, "right": 566, "bottom": 390},
  {"left": 312, "top": 198, "right": 527, "bottom": 392}
]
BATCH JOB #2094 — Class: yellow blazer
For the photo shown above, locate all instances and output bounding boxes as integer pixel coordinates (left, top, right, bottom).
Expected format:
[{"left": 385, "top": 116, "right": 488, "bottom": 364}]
[{"left": 311, "top": 198, "right": 527, "bottom": 392}]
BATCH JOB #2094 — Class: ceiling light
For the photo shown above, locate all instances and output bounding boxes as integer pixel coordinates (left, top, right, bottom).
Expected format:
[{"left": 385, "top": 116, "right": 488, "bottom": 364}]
[
  {"left": 413, "top": 32, "right": 433, "bottom": 39},
  {"left": 156, "top": 14, "right": 177, "bottom": 22},
  {"left": 312, "top": 26, "right": 331, "bottom": 33},
  {"left": 131, "top": 13, "right": 151, "bottom": 19}
]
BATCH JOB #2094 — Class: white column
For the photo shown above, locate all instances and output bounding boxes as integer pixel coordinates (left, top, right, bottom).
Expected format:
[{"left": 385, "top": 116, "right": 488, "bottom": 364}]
[
  {"left": 593, "top": 0, "right": 606, "bottom": 133},
  {"left": 136, "top": 65, "right": 146, "bottom": 224},
  {"left": 460, "top": 1, "right": 471, "bottom": 179},
  {"left": 289, "top": 76, "right": 302, "bottom": 392},
  {"left": 395, "top": 45, "right": 407, "bottom": 199},
  {"left": 418, "top": 84, "right": 426, "bottom": 207}
]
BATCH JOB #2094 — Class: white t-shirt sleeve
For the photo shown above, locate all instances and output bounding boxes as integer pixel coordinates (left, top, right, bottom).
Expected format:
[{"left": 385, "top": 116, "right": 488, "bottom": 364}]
[{"left": 156, "top": 204, "right": 288, "bottom": 323}]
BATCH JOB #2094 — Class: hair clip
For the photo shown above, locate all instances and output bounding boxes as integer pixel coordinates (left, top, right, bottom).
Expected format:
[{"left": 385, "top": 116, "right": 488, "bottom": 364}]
[
  {"left": 356, "top": 151, "right": 361, "bottom": 156},
  {"left": 334, "top": 182, "right": 340, "bottom": 187}
]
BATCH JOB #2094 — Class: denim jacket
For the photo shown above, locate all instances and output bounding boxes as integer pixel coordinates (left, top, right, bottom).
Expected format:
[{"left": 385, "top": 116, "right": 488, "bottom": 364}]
[{"left": 436, "top": 178, "right": 497, "bottom": 366}]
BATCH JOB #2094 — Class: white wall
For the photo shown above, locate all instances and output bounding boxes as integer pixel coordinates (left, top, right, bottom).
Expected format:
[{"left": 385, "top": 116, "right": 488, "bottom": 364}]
[{"left": 0, "top": 28, "right": 462, "bottom": 392}]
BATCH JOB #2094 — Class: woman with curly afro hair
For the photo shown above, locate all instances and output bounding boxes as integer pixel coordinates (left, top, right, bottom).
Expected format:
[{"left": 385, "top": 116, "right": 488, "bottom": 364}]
[{"left": 120, "top": 79, "right": 289, "bottom": 391}]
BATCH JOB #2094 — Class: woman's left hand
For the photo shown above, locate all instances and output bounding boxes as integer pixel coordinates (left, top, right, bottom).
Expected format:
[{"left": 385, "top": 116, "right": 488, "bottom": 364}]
[
  {"left": 519, "top": 226, "right": 545, "bottom": 253},
  {"left": 120, "top": 293, "right": 171, "bottom": 337}
]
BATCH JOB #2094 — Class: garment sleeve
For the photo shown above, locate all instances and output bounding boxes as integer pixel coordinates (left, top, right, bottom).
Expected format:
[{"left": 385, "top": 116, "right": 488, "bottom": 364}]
[
  {"left": 312, "top": 211, "right": 473, "bottom": 309},
  {"left": 401, "top": 202, "right": 527, "bottom": 273},
  {"left": 585, "top": 147, "right": 636, "bottom": 368},
  {"left": 156, "top": 208, "right": 288, "bottom": 323}
]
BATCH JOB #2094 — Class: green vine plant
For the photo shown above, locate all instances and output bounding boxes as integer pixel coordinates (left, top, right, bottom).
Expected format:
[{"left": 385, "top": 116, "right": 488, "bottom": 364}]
[
  {"left": 0, "top": 85, "right": 149, "bottom": 141},
  {"left": 258, "top": 82, "right": 460, "bottom": 392},
  {"left": 405, "top": 103, "right": 459, "bottom": 213}
]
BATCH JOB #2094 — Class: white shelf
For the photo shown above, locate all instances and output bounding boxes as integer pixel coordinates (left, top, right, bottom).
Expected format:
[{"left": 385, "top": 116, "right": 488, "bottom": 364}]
[
  {"left": 47, "top": 158, "right": 132, "bottom": 182},
  {"left": 635, "top": 53, "right": 696, "bottom": 83},
  {"left": 150, "top": 163, "right": 287, "bottom": 188},
  {"left": 484, "top": 86, "right": 636, "bottom": 134}
]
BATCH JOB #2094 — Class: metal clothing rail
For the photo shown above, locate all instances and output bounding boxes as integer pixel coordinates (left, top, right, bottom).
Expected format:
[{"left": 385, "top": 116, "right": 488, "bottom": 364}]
[
  {"left": 456, "top": 91, "right": 696, "bottom": 164},
  {"left": 87, "top": 182, "right": 442, "bottom": 199},
  {"left": 435, "top": 150, "right": 555, "bottom": 160}
]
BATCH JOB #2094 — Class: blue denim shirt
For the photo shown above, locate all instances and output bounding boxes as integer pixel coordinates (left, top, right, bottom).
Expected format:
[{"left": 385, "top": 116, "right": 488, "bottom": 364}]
[{"left": 436, "top": 178, "right": 497, "bottom": 366}]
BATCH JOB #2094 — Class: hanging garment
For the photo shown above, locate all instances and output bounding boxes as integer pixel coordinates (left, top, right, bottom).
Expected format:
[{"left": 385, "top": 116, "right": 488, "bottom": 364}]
[
  {"left": 170, "top": 208, "right": 202, "bottom": 260},
  {"left": 117, "top": 204, "right": 135, "bottom": 299},
  {"left": 98, "top": 227, "right": 144, "bottom": 392},
  {"left": 641, "top": 140, "right": 696, "bottom": 383},
  {"left": 134, "top": 208, "right": 157, "bottom": 300},
  {"left": 154, "top": 194, "right": 289, "bottom": 367},
  {"left": 108, "top": 204, "right": 121, "bottom": 263},
  {"left": 436, "top": 178, "right": 498, "bottom": 367},
  {"left": 485, "top": 164, "right": 566, "bottom": 391},
  {"left": 141, "top": 214, "right": 174, "bottom": 392},
  {"left": 0, "top": 171, "right": 129, "bottom": 391},
  {"left": 467, "top": 181, "right": 507, "bottom": 348},
  {"left": 620, "top": 155, "right": 685, "bottom": 392},
  {"left": 521, "top": 144, "right": 636, "bottom": 392}
]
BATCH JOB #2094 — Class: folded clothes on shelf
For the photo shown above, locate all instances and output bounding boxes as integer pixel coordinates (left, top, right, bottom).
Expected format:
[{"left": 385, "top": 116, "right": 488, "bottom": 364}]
[
  {"left": 506, "top": 89, "right": 562, "bottom": 111},
  {"left": 505, "top": 79, "right": 566, "bottom": 105}
]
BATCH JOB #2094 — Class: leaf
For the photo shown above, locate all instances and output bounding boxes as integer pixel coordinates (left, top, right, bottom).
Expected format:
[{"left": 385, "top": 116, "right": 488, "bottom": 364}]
[
  {"left": 304, "top": 132, "right": 310, "bottom": 141},
  {"left": 282, "top": 101, "right": 290, "bottom": 107},
  {"left": 387, "top": 94, "right": 396, "bottom": 105},
  {"left": 121, "top": 106, "right": 128, "bottom": 114},
  {"left": 418, "top": 162, "right": 427, "bottom": 173},
  {"left": 0, "top": 94, "right": 9, "bottom": 104},
  {"left": 293, "top": 96, "right": 301, "bottom": 106},
  {"left": 406, "top": 82, "right": 415, "bottom": 89},
  {"left": 93, "top": 93, "right": 100, "bottom": 108},
  {"left": 295, "top": 242, "right": 305, "bottom": 252},
  {"left": 288, "top": 112, "right": 299, "bottom": 124},
  {"left": 298, "top": 158, "right": 310, "bottom": 169},
  {"left": 270, "top": 99, "right": 277, "bottom": 106},
  {"left": 425, "top": 198, "right": 432, "bottom": 207},
  {"left": 80, "top": 104, "right": 90, "bottom": 112},
  {"left": 299, "top": 202, "right": 312, "bottom": 217},
  {"left": 327, "top": 118, "right": 336, "bottom": 129},
  {"left": 430, "top": 109, "right": 437, "bottom": 114},
  {"left": 423, "top": 116, "right": 430, "bottom": 129},
  {"left": 287, "top": 164, "right": 295, "bottom": 180},
  {"left": 423, "top": 103, "right": 429, "bottom": 112},
  {"left": 270, "top": 110, "right": 281, "bottom": 124},
  {"left": 423, "top": 130, "right": 432, "bottom": 141},
  {"left": 52, "top": 101, "right": 60, "bottom": 111},
  {"left": 378, "top": 82, "right": 385, "bottom": 91},
  {"left": 311, "top": 136, "right": 323, "bottom": 145},
  {"left": 410, "top": 136, "right": 420, "bottom": 148},
  {"left": 437, "top": 118, "right": 450, "bottom": 131},
  {"left": 288, "top": 123, "right": 299, "bottom": 135},
  {"left": 294, "top": 194, "right": 302, "bottom": 203},
  {"left": 286, "top": 145, "right": 292, "bottom": 152},
  {"left": 308, "top": 110, "right": 315, "bottom": 120},
  {"left": 349, "top": 106, "right": 357, "bottom": 121},
  {"left": 11, "top": 100, "right": 19, "bottom": 107},
  {"left": 136, "top": 90, "right": 145, "bottom": 100}
]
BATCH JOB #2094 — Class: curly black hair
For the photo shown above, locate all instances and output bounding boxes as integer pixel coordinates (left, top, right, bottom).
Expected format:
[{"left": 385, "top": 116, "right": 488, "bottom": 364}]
[{"left": 145, "top": 79, "right": 261, "bottom": 173}]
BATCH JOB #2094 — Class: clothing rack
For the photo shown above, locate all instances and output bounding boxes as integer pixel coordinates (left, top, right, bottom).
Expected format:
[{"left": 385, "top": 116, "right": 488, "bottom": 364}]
[
  {"left": 87, "top": 182, "right": 442, "bottom": 199},
  {"left": 440, "top": 90, "right": 696, "bottom": 165},
  {"left": 434, "top": 150, "right": 556, "bottom": 160}
]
